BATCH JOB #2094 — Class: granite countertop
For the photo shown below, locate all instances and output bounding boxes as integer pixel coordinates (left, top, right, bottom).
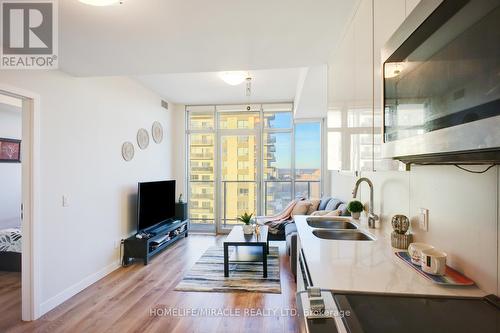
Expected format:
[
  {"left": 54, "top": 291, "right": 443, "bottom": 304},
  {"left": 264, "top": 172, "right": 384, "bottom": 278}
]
[{"left": 295, "top": 215, "right": 485, "bottom": 297}]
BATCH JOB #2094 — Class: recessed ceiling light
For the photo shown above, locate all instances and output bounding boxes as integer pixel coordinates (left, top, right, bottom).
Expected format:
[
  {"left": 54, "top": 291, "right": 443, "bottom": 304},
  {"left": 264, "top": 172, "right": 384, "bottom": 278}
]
[
  {"left": 79, "top": 0, "right": 122, "bottom": 6},
  {"left": 219, "top": 71, "right": 248, "bottom": 86}
]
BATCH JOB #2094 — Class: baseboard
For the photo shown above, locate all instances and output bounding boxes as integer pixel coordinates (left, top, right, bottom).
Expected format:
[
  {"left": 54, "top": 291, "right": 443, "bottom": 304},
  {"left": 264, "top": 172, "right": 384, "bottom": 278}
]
[{"left": 39, "top": 260, "right": 121, "bottom": 316}]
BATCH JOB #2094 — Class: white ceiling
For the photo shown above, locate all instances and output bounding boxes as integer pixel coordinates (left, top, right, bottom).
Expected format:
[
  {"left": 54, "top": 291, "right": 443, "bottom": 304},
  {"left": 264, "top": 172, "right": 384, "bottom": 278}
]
[
  {"left": 59, "top": 0, "right": 356, "bottom": 76},
  {"left": 135, "top": 67, "right": 302, "bottom": 105}
]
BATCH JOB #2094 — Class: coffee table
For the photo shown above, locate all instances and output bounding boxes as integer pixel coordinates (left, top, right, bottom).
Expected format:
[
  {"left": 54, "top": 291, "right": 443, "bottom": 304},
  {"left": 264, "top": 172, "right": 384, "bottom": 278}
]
[{"left": 223, "top": 225, "right": 269, "bottom": 278}]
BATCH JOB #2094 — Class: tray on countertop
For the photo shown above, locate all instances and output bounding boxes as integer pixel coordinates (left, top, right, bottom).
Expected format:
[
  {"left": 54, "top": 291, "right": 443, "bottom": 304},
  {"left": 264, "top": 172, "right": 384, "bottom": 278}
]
[{"left": 395, "top": 251, "right": 475, "bottom": 286}]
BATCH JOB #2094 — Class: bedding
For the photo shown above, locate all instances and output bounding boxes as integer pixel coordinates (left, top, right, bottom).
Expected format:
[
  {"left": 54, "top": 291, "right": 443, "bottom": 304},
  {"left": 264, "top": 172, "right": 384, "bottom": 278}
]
[{"left": 0, "top": 228, "right": 22, "bottom": 253}]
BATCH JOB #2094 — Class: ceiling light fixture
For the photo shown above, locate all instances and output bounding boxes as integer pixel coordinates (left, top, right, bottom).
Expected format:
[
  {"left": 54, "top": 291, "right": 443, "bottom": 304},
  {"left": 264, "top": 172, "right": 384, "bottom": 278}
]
[
  {"left": 219, "top": 71, "right": 248, "bottom": 86},
  {"left": 78, "top": 0, "right": 122, "bottom": 6}
]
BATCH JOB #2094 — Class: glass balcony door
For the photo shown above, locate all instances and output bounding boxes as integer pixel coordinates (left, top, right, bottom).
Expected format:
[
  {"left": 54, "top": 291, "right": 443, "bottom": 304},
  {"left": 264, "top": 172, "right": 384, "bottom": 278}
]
[
  {"left": 218, "top": 132, "right": 260, "bottom": 232},
  {"left": 188, "top": 132, "right": 216, "bottom": 232}
]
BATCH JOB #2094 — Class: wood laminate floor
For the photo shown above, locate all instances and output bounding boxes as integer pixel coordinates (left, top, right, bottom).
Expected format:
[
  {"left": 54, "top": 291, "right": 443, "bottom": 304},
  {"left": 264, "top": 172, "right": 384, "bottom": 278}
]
[{"left": 0, "top": 235, "right": 297, "bottom": 333}]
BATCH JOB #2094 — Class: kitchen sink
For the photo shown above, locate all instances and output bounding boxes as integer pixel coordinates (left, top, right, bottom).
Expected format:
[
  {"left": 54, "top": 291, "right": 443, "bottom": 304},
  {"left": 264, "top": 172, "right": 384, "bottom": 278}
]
[
  {"left": 312, "top": 229, "right": 376, "bottom": 241},
  {"left": 306, "top": 218, "right": 358, "bottom": 230}
]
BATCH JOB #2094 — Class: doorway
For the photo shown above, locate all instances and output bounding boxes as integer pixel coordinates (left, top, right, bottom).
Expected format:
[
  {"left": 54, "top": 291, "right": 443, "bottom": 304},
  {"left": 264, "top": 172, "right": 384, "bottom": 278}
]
[
  {"left": 218, "top": 132, "right": 260, "bottom": 232},
  {"left": 0, "top": 93, "right": 23, "bottom": 329},
  {"left": 0, "top": 86, "right": 40, "bottom": 322}
]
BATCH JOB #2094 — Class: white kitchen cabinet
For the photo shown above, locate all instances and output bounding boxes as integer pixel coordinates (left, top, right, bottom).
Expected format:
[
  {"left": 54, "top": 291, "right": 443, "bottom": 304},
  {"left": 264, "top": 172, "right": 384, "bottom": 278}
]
[
  {"left": 327, "top": 20, "right": 355, "bottom": 171},
  {"left": 328, "top": 0, "right": 407, "bottom": 172},
  {"left": 373, "top": 0, "right": 406, "bottom": 171},
  {"left": 353, "top": 0, "right": 373, "bottom": 109}
]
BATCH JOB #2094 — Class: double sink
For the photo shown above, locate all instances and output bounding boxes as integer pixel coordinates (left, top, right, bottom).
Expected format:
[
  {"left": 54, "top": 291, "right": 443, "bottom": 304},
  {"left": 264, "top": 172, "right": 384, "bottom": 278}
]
[{"left": 307, "top": 217, "right": 375, "bottom": 241}]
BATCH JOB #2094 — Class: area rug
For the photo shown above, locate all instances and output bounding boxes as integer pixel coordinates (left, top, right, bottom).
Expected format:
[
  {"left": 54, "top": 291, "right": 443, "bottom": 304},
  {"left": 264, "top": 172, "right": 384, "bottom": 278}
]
[{"left": 174, "top": 246, "right": 281, "bottom": 294}]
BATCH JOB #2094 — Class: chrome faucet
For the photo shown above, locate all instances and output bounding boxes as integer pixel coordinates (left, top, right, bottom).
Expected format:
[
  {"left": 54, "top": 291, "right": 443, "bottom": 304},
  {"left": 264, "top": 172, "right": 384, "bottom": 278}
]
[{"left": 352, "top": 177, "right": 379, "bottom": 228}]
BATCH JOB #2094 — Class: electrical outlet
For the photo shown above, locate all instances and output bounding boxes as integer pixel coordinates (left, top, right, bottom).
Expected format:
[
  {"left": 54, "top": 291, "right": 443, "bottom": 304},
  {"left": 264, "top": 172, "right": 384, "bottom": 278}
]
[{"left": 420, "top": 208, "right": 429, "bottom": 231}]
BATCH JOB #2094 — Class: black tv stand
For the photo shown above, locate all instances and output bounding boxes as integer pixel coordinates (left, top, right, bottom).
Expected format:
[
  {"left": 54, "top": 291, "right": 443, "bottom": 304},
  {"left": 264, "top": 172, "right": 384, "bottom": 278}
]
[{"left": 123, "top": 219, "right": 189, "bottom": 266}]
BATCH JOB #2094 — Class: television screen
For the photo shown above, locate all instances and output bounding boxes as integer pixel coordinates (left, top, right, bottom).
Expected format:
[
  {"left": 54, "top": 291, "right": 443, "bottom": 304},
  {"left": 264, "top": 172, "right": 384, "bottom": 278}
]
[{"left": 137, "top": 180, "right": 176, "bottom": 231}]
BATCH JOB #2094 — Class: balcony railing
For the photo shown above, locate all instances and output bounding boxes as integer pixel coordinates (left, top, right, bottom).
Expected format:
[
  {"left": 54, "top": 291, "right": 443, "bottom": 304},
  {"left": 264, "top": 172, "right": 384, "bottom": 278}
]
[
  {"left": 191, "top": 142, "right": 213, "bottom": 147},
  {"left": 264, "top": 180, "right": 321, "bottom": 215},
  {"left": 189, "top": 207, "right": 214, "bottom": 214},
  {"left": 221, "top": 180, "right": 257, "bottom": 227},
  {"left": 191, "top": 167, "right": 214, "bottom": 173},
  {"left": 190, "top": 193, "right": 214, "bottom": 200},
  {"left": 189, "top": 179, "right": 321, "bottom": 227},
  {"left": 190, "top": 154, "right": 214, "bottom": 160}
]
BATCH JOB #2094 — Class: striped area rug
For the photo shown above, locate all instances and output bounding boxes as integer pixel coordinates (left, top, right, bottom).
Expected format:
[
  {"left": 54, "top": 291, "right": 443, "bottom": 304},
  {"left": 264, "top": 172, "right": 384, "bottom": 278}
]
[{"left": 175, "top": 246, "right": 281, "bottom": 294}]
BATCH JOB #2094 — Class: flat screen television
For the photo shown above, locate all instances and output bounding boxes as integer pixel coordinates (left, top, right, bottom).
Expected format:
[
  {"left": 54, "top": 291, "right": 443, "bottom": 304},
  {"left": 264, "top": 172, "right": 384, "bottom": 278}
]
[{"left": 137, "top": 180, "right": 176, "bottom": 232}]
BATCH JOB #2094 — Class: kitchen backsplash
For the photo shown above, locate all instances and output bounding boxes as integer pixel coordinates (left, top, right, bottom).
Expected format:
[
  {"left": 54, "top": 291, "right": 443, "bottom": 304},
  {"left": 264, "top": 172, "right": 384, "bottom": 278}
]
[{"left": 330, "top": 165, "right": 499, "bottom": 295}]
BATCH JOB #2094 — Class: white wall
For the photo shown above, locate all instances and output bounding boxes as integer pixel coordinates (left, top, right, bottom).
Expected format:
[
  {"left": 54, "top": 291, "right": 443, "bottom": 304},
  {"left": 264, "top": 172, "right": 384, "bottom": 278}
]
[
  {"left": 328, "top": 0, "right": 499, "bottom": 295},
  {"left": 0, "top": 102, "right": 22, "bottom": 229},
  {"left": 171, "top": 103, "right": 187, "bottom": 199},
  {"left": 0, "top": 70, "right": 176, "bottom": 315}
]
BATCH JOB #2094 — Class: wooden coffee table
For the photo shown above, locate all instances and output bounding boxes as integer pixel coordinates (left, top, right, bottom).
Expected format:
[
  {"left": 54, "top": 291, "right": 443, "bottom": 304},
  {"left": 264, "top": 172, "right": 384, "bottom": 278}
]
[{"left": 223, "top": 225, "right": 269, "bottom": 278}]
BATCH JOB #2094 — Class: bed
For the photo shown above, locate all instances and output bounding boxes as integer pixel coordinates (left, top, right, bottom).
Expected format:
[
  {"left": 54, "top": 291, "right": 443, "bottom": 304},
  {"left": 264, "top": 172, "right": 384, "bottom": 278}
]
[{"left": 0, "top": 228, "right": 22, "bottom": 272}]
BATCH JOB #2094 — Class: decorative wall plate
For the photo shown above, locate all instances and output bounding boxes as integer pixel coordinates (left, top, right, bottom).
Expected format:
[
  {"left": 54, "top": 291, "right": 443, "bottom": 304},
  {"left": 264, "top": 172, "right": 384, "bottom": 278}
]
[
  {"left": 122, "top": 141, "right": 134, "bottom": 161},
  {"left": 137, "top": 128, "right": 150, "bottom": 150},
  {"left": 152, "top": 121, "right": 163, "bottom": 144}
]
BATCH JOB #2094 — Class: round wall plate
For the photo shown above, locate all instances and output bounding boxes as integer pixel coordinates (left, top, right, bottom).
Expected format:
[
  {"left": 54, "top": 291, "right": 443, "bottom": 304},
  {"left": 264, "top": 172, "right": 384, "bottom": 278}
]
[
  {"left": 122, "top": 141, "right": 134, "bottom": 161},
  {"left": 152, "top": 121, "right": 163, "bottom": 144},
  {"left": 137, "top": 128, "right": 150, "bottom": 150}
]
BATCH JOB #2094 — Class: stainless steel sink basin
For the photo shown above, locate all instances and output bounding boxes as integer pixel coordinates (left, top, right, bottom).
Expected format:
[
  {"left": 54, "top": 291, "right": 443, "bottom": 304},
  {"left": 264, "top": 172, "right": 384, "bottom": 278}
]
[
  {"left": 312, "top": 229, "right": 376, "bottom": 241},
  {"left": 306, "top": 218, "right": 358, "bottom": 230}
]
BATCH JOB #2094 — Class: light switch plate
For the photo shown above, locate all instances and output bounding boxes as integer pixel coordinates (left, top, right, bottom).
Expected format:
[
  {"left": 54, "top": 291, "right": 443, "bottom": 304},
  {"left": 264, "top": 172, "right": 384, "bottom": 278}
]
[
  {"left": 62, "top": 195, "right": 69, "bottom": 207},
  {"left": 420, "top": 208, "right": 429, "bottom": 231}
]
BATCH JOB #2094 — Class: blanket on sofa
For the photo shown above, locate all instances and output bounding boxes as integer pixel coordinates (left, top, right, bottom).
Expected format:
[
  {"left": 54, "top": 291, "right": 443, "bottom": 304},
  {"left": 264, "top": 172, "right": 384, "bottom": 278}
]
[{"left": 256, "top": 199, "right": 299, "bottom": 235}]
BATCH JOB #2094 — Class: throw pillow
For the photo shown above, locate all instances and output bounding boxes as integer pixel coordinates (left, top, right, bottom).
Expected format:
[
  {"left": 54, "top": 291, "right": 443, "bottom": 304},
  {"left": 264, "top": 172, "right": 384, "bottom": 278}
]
[
  {"left": 318, "top": 196, "right": 332, "bottom": 210},
  {"left": 306, "top": 199, "right": 321, "bottom": 215},
  {"left": 292, "top": 201, "right": 311, "bottom": 217},
  {"left": 325, "top": 198, "right": 342, "bottom": 211}
]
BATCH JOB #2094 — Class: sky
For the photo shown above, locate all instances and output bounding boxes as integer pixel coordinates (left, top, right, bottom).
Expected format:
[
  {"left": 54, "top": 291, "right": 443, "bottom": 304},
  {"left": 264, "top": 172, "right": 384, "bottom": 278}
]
[{"left": 268, "top": 114, "right": 321, "bottom": 169}]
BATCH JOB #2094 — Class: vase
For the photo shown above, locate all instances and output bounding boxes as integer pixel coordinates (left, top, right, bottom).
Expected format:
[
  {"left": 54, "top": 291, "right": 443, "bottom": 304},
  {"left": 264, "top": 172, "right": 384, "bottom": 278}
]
[
  {"left": 351, "top": 212, "right": 361, "bottom": 219},
  {"left": 391, "top": 214, "right": 410, "bottom": 234},
  {"left": 243, "top": 224, "right": 254, "bottom": 234}
]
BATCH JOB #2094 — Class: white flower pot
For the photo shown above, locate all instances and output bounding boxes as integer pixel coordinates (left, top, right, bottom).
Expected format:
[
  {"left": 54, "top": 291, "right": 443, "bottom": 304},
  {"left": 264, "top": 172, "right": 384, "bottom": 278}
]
[
  {"left": 351, "top": 212, "right": 361, "bottom": 219},
  {"left": 243, "top": 224, "right": 254, "bottom": 234}
]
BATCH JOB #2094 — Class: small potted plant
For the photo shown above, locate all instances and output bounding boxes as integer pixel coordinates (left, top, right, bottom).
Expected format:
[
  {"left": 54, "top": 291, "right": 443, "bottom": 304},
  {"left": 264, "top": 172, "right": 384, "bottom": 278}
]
[
  {"left": 238, "top": 212, "right": 254, "bottom": 234},
  {"left": 347, "top": 200, "right": 364, "bottom": 219}
]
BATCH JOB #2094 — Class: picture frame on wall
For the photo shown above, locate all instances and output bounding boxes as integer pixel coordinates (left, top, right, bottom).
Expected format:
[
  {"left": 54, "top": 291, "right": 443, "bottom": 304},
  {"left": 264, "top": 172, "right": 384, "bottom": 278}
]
[{"left": 0, "top": 138, "right": 21, "bottom": 163}]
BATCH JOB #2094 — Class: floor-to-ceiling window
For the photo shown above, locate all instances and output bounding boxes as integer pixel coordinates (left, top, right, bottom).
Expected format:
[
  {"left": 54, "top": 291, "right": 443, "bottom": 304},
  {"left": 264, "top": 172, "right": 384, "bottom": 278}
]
[
  {"left": 186, "top": 103, "right": 323, "bottom": 233},
  {"left": 187, "top": 106, "right": 216, "bottom": 231}
]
